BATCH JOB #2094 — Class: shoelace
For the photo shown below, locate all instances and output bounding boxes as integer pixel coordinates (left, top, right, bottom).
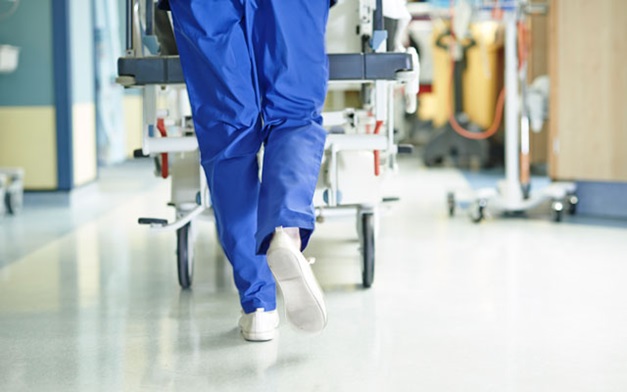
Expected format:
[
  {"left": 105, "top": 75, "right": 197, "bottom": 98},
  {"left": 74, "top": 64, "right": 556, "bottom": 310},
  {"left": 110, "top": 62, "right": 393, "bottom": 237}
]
[{"left": 308, "top": 257, "right": 316, "bottom": 265}]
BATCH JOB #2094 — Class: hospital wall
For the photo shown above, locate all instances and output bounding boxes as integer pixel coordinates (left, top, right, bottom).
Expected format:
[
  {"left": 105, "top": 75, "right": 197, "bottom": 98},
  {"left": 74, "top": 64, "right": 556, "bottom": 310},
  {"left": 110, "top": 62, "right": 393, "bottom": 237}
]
[
  {"left": 117, "top": 0, "right": 144, "bottom": 159},
  {"left": 0, "top": 0, "right": 97, "bottom": 191}
]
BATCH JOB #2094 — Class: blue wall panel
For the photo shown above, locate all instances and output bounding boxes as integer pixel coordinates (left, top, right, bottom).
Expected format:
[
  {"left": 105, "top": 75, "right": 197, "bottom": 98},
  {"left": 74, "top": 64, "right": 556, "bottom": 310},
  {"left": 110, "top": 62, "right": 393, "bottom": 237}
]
[
  {"left": 576, "top": 181, "right": 627, "bottom": 220},
  {"left": 52, "top": 0, "right": 73, "bottom": 190},
  {"left": 0, "top": 0, "right": 54, "bottom": 107}
]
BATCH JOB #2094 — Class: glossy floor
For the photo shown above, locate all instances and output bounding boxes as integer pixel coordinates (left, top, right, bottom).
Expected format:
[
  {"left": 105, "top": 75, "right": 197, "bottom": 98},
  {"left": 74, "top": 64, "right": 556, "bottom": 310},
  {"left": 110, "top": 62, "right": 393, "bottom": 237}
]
[{"left": 1, "top": 157, "right": 627, "bottom": 391}]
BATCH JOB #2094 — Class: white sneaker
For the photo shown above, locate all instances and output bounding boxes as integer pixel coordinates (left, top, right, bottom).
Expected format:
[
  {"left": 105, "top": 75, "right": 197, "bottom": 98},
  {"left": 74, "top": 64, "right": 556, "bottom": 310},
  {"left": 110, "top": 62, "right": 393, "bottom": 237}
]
[
  {"left": 239, "top": 308, "right": 279, "bottom": 342},
  {"left": 267, "top": 228, "right": 327, "bottom": 333}
]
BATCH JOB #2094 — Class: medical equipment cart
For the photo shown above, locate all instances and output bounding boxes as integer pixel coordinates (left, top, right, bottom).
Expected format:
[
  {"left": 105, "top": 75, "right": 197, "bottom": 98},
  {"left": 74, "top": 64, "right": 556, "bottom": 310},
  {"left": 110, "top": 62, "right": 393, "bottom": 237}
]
[{"left": 431, "top": 0, "right": 578, "bottom": 223}]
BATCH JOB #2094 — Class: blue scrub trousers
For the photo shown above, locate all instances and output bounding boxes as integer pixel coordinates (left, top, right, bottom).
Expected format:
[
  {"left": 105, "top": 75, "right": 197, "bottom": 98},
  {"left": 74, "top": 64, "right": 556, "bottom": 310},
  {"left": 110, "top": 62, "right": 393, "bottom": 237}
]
[{"left": 169, "top": 0, "right": 329, "bottom": 313}]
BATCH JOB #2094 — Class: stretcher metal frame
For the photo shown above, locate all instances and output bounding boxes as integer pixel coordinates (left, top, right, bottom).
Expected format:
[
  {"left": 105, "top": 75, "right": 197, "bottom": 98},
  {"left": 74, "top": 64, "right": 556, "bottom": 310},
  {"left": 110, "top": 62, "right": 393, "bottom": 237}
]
[{"left": 118, "top": 0, "right": 419, "bottom": 289}]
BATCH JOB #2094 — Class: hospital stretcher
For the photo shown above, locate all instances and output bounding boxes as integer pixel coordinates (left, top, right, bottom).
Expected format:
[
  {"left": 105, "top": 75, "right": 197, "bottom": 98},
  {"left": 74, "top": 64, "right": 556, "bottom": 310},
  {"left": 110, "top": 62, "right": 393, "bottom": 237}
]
[{"left": 117, "top": 0, "right": 419, "bottom": 289}]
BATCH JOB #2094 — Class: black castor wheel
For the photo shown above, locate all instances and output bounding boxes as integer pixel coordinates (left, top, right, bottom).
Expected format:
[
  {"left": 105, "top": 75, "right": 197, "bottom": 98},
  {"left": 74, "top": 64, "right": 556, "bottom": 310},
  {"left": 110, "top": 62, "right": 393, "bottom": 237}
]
[
  {"left": 360, "top": 212, "right": 375, "bottom": 288},
  {"left": 177, "top": 222, "right": 194, "bottom": 289}
]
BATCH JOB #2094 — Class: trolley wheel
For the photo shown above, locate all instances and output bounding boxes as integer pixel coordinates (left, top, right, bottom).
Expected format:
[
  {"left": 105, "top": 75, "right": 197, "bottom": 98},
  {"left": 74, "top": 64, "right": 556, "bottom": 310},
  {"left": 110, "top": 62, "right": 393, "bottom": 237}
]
[
  {"left": 5, "top": 190, "right": 23, "bottom": 215},
  {"left": 361, "top": 212, "right": 375, "bottom": 288},
  {"left": 447, "top": 192, "right": 455, "bottom": 217},
  {"left": 552, "top": 200, "right": 564, "bottom": 223},
  {"left": 470, "top": 199, "right": 486, "bottom": 223},
  {"left": 567, "top": 193, "right": 578, "bottom": 215},
  {"left": 176, "top": 222, "right": 194, "bottom": 289}
]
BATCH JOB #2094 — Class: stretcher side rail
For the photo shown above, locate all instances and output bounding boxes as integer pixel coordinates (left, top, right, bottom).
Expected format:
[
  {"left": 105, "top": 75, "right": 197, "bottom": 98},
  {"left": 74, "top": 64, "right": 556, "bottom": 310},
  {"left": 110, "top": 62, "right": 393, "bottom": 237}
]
[{"left": 117, "top": 53, "right": 414, "bottom": 86}]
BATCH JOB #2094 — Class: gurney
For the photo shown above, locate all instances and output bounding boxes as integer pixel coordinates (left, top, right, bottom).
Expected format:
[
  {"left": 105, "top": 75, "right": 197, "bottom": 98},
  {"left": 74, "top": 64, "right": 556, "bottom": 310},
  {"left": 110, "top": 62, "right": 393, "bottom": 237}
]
[{"left": 117, "top": 0, "right": 419, "bottom": 288}]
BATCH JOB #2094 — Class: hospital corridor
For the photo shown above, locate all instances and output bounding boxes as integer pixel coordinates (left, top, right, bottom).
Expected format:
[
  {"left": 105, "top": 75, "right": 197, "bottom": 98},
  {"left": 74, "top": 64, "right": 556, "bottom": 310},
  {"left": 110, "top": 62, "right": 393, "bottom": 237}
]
[
  {"left": 1, "top": 0, "right": 627, "bottom": 391},
  {"left": 2, "top": 157, "right": 627, "bottom": 391}
]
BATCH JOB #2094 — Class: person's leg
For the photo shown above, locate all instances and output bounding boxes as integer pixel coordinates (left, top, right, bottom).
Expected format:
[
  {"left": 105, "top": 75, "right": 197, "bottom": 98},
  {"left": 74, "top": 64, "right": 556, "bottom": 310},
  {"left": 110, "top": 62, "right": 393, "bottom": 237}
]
[
  {"left": 251, "top": 0, "right": 330, "bottom": 333},
  {"left": 169, "top": 0, "right": 275, "bottom": 313},
  {"left": 252, "top": 0, "right": 330, "bottom": 254}
]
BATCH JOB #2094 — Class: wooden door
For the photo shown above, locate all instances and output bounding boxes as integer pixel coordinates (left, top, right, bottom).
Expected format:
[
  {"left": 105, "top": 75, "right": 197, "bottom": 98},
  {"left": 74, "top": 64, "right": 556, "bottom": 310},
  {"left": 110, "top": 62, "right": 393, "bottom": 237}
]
[{"left": 549, "top": 0, "right": 627, "bottom": 181}]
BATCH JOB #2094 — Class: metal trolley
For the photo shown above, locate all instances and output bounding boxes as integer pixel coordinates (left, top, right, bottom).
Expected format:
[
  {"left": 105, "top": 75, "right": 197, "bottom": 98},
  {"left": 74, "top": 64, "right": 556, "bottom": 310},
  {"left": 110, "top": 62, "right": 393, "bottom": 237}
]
[
  {"left": 117, "top": 0, "right": 419, "bottom": 289},
  {"left": 430, "top": 0, "right": 578, "bottom": 223}
]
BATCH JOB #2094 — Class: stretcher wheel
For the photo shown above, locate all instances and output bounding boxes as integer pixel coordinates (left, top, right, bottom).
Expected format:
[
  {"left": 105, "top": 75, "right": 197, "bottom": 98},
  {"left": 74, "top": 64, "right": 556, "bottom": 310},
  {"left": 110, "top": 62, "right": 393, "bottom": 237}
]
[
  {"left": 361, "top": 212, "right": 375, "bottom": 288},
  {"left": 176, "top": 222, "right": 194, "bottom": 289},
  {"left": 470, "top": 199, "right": 486, "bottom": 223}
]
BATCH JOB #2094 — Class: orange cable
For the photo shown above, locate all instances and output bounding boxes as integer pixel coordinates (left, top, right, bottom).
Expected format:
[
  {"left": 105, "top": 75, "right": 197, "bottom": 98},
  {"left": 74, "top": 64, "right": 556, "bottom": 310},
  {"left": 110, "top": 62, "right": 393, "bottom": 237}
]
[
  {"left": 373, "top": 120, "right": 383, "bottom": 176},
  {"left": 447, "top": 57, "right": 506, "bottom": 140},
  {"left": 445, "top": 0, "right": 506, "bottom": 141},
  {"left": 156, "top": 118, "right": 169, "bottom": 179}
]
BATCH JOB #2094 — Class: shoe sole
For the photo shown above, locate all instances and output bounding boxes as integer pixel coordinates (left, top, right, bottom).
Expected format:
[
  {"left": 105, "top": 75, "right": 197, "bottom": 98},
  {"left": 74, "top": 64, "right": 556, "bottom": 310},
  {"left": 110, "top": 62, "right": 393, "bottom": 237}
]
[
  {"left": 267, "top": 246, "right": 327, "bottom": 333},
  {"left": 241, "top": 329, "right": 276, "bottom": 342}
]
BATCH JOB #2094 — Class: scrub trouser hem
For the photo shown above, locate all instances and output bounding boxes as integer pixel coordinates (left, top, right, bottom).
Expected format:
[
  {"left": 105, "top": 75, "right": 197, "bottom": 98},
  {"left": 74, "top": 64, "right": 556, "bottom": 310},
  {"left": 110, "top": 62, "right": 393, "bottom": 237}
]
[
  {"left": 256, "top": 215, "right": 316, "bottom": 256},
  {"left": 241, "top": 301, "right": 277, "bottom": 315}
]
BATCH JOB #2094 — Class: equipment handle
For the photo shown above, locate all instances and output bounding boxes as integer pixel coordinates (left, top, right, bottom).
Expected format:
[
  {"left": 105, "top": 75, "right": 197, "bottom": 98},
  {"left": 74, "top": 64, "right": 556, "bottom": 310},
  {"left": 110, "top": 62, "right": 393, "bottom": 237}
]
[
  {"left": 374, "top": 0, "right": 383, "bottom": 32},
  {"left": 145, "top": 0, "right": 154, "bottom": 36},
  {"left": 126, "top": 0, "right": 134, "bottom": 52}
]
